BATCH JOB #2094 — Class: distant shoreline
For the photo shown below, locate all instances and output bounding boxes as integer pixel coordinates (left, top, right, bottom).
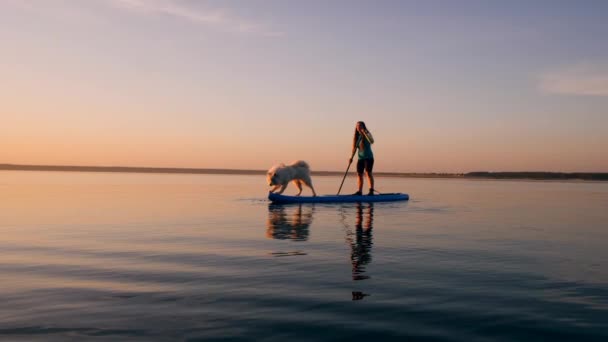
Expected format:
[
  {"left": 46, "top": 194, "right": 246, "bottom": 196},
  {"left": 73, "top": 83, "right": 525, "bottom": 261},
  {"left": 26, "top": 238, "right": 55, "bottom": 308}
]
[{"left": 1, "top": 164, "right": 607, "bottom": 181}]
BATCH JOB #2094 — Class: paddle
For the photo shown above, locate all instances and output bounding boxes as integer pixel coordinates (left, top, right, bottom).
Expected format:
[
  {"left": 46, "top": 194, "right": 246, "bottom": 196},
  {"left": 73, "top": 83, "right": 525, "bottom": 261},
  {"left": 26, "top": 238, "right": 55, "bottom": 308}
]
[{"left": 337, "top": 151, "right": 356, "bottom": 195}]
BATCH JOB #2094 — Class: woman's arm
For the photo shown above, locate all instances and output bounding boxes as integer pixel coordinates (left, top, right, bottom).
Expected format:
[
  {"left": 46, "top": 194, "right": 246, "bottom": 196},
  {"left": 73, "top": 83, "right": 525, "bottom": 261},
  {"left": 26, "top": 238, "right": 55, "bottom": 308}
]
[{"left": 362, "top": 130, "right": 374, "bottom": 144}]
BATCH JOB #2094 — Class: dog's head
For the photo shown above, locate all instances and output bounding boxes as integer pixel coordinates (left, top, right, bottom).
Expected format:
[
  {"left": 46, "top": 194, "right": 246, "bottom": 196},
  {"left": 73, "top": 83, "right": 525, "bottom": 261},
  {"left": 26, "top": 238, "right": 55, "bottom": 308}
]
[
  {"left": 267, "top": 171, "right": 278, "bottom": 186},
  {"left": 267, "top": 164, "right": 285, "bottom": 186}
]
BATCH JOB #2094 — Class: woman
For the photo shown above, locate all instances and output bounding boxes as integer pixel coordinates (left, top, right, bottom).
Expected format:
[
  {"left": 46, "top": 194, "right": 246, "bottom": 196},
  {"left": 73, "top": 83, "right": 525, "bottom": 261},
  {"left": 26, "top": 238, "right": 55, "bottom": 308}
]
[{"left": 349, "top": 121, "right": 375, "bottom": 196}]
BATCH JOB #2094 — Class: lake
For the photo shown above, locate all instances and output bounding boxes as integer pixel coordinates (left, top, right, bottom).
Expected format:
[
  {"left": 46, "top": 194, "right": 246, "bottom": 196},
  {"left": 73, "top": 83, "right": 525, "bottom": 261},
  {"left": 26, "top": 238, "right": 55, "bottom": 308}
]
[{"left": 1, "top": 171, "right": 607, "bottom": 341}]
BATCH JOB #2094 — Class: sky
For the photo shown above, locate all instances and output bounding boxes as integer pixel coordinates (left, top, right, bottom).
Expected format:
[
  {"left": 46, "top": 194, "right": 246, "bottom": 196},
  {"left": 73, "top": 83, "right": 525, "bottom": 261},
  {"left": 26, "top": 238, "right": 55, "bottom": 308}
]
[{"left": 1, "top": 0, "right": 607, "bottom": 173}]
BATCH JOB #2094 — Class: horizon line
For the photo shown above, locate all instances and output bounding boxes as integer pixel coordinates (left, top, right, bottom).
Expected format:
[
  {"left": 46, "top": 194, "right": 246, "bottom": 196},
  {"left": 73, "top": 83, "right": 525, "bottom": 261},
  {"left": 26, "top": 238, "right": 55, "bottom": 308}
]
[
  {"left": 1, "top": 163, "right": 607, "bottom": 180},
  {"left": 0, "top": 163, "right": 463, "bottom": 177}
]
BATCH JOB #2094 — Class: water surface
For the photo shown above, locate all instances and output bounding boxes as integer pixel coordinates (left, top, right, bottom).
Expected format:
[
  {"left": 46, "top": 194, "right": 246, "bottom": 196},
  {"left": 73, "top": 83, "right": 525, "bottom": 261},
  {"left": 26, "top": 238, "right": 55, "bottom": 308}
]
[{"left": 1, "top": 171, "right": 607, "bottom": 341}]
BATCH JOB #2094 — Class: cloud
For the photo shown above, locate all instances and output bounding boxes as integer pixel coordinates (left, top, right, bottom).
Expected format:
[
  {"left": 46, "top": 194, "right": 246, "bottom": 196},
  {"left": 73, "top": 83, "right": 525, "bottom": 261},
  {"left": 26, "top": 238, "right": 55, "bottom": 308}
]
[
  {"left": 539, "top": 63, "right": 608, "bottom": 96},
  {"left": 109, "top": 0, "right": 283, "bottom": 37}
]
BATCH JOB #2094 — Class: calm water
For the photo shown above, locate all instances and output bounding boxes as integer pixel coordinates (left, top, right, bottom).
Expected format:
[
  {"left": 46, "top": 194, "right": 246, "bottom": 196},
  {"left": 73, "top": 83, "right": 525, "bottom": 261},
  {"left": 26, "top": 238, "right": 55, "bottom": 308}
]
[{"left": 1, "top": 171, "right": 608, "bottom": 341}]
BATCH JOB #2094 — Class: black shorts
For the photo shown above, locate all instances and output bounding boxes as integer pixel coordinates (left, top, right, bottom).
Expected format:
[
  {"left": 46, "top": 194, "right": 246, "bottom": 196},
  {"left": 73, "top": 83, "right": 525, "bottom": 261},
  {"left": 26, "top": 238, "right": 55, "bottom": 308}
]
[{"left": 356, "top": 158, "right": 374, "bottom": 174}]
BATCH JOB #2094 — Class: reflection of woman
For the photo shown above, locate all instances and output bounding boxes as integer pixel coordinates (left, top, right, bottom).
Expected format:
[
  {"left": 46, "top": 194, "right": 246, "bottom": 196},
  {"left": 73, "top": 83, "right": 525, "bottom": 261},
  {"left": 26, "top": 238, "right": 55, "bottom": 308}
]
[
  {"left": 349, "top": 202, "right": 374, "bottom": 280},
  {"left": 266, "top": 204, "right": 313, "bottom": 241}
]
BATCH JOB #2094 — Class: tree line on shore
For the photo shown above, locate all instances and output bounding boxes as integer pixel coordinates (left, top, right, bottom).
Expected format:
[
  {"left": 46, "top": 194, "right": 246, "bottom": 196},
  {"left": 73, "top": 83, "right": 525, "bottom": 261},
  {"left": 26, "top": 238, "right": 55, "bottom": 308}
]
[{"left": 1, "top": 164, "right": 606, "bottom": 181}]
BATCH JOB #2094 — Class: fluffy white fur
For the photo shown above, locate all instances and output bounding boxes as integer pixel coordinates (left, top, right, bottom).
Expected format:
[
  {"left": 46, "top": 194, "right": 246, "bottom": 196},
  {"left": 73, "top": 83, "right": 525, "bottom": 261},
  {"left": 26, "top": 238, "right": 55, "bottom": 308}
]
[{"left": 267, "top": 160, "right": 317, "bottom": 196}]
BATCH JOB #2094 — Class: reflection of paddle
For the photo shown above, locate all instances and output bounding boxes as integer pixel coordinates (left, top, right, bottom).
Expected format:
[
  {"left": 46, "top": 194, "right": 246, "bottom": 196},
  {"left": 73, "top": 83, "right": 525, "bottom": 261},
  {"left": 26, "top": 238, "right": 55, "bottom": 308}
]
[{"left": 337, "top": 150, "right": 356, "bottom": 195}]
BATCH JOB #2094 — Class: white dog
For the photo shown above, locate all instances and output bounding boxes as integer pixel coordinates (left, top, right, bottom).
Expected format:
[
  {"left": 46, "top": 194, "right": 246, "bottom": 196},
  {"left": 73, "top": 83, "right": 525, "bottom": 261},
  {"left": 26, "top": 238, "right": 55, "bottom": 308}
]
[{"left": 267, "top": 160, "right": 317, "bottom": 196}]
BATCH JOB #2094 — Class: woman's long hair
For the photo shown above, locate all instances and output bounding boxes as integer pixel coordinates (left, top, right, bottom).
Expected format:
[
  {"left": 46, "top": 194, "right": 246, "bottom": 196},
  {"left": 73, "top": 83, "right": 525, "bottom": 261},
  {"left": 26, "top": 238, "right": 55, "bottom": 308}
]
[{"left": 353, "top": 121, "right": 369, "bottom": 148}]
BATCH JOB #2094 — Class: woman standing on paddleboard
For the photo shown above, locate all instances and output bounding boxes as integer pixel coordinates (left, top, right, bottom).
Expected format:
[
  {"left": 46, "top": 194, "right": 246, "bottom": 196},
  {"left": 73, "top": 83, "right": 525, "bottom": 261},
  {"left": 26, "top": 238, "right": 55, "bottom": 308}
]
[{"left": 349, "top": 121, "right": 375, "bottom": 196}]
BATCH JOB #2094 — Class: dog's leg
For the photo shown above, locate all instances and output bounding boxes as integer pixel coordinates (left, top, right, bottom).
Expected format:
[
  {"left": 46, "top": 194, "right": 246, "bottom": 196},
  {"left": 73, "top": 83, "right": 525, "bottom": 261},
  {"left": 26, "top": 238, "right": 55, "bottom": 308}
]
[
  {"left": 269, "top": 185, "right": 280, "bottom": 193},
  {"left": 294, "top": 180, "right": 303, "bottom": 196},
  {"left": 276, "top": 184, "right": 288, "bottom": 194},
  {"left": 302, "top": 176, "right": 317, "bottom": 197}
]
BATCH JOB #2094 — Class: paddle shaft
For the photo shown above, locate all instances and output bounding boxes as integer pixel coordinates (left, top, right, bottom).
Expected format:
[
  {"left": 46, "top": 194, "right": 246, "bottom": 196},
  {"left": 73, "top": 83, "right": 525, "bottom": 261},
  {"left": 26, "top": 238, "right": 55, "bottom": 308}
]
[{"left": 337, "top": 151, "right": 356, "bottom": 195}]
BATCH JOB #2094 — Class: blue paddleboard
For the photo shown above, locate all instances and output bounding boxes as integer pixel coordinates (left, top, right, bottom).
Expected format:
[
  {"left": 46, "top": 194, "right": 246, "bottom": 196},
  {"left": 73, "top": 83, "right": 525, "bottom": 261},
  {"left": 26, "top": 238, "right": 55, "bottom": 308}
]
[{"left": 268, "top": 192, "right": 409, "bottom": 204}]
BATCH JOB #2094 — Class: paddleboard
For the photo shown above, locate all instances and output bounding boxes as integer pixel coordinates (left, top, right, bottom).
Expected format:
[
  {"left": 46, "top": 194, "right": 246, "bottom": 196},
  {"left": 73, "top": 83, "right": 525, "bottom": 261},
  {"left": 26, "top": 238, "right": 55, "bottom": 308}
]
[{"left": 268, "top": 192, "right": 409, "bottom": 204}]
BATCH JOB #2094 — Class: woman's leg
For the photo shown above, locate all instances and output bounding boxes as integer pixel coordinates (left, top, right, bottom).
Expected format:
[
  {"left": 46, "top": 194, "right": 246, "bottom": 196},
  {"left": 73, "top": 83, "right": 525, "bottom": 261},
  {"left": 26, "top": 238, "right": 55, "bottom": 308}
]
[
  {"left": 366, "top": 172, "right": 374, "bottom": 192},
  {"left": 355, "top": 159, "right": 364, "bottom": 194},
  {"left": 365, "top": 159, "right": 375, "bottom": 194}
]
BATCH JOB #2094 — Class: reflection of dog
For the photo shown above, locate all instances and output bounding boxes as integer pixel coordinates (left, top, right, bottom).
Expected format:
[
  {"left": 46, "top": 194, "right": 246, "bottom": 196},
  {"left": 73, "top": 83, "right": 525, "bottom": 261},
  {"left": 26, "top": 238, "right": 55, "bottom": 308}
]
[
  {"left": 267, "top": 160, "right": 317, "bottom": 196},
  {"left": 266, "top": 204, "right": 313, "bottom": 241}
]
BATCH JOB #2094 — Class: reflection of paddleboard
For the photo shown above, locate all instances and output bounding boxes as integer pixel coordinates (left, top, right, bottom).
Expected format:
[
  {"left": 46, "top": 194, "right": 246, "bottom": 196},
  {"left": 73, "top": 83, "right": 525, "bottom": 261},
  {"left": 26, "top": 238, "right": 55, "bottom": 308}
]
[{"left": 268, "top": 192, "right": 408, "bottom": 204}]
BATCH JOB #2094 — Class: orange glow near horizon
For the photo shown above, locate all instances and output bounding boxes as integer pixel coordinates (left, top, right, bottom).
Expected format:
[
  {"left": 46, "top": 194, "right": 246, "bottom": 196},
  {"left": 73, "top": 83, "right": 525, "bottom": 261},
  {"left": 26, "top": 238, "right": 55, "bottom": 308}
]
[{"left": 2, "top": 126, "right": 607, "bottom": 173}]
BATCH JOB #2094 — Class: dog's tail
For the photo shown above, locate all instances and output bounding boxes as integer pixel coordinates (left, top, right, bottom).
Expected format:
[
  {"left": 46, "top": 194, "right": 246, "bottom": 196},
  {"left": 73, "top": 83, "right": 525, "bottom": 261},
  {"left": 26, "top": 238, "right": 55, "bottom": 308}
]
[{"left": 291, "top": 160, "right": 310, "bottom": 169}]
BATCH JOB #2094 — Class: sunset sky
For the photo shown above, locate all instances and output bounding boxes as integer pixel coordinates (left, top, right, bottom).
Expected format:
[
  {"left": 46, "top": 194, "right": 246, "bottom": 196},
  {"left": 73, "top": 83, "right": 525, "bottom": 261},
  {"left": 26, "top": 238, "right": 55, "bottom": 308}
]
[{"left": 1, "top": 0, "right": 607, "bottom": 172}]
